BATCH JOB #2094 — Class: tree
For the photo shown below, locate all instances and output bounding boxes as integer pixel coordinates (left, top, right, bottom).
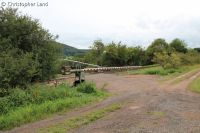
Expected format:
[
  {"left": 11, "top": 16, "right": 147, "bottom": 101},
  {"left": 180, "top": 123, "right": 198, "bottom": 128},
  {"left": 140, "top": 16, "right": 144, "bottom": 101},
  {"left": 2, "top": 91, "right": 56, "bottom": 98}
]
[
  {"left": 179, "top": 49, "right": 200, "bottom": 65},
  {"left": 127, "top": 46, "right": 146, "bottom": 65},
  {"left": 102, "top": 42, "right": 129, "bottom": 66},
  {"left": 170, "top": 38, "right": 187, "bottom": 53},
  {"left": 146, "top": 38, "right": 169, "bottom": 64},
  {"left": 0, "top": 8, "right": 60, "bottom": 89},
  {"left": 90, "top": 40, "right": 105, "bottom": 56},
  {"left": 84, "top": 40, "right": 105, "bottom": 65},
  {"left": 153, "top": 51, "right": 181, "bottom": 69}
]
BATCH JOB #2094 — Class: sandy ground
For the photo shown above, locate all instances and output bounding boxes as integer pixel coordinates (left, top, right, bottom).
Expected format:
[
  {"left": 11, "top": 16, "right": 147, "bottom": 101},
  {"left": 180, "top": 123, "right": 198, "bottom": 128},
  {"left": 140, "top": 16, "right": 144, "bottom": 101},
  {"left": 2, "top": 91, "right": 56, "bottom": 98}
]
[{"left": 4, "top": 70, "right": 200, "bottom": 133}]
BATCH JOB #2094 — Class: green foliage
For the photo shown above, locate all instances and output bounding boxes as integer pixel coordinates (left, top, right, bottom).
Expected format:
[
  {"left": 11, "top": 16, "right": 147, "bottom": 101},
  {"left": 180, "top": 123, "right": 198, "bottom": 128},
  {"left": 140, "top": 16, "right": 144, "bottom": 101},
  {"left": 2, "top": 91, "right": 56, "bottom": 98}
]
[
  {"left": 189, "top": 76, "right": 200, "bottom": 93},
  {"left": 0, "top": 8, "right": 61, "bottom": 89},
  {"left": 153, "top": 52, "right": 181, "bottom": 69},
  {"left": 0, "top": 97, "right": 10, "bottom": 114},
  {"left": 146, "top": 38, "right": 169, "bottom": 64},
  {"left": 83, "top": 40, "right": 105, "bottom": 65},
  {"left": 76, "top": 82, "right": 97, "bottom": 94},
  {"left": 147, "top": 38, "right": 200, "bottom": 69},
  {"left": 127, "top": 46, "right": 147, "bottom": 65},
  {"left": 128, "top": 66, "right": 178, "bottom": 76},
  {"left": 84, "top": 41, "right": 147, "bottom": 66},
  {"left": 0, "top": 82, "right": 106, "bottom": 116},
  {"left": 102, "top": 42, "right": 129, "bottom": 66},
  {"left": 170, "top": 38, "right": 187, "bottom": 53},
  {"left": 83, "top": 38, "right": 200, "bottom": 69},
  {"left": 8, "top": 89, "right": 31, "bottom": 107},
  {"left": 0, "top": 84, "right": 69, "bottom": 115},
  {"left": 0, "top": 83, "right": 107, "bottom": 130},
  {"left": 129, "top": 65, "right": 200, "bottom": 76},
  {"left": 0, "top": 52, "right": 37, "bottom": 89},
  {"left": 179, "top": 49, "right": 200, "bottom": 65}
]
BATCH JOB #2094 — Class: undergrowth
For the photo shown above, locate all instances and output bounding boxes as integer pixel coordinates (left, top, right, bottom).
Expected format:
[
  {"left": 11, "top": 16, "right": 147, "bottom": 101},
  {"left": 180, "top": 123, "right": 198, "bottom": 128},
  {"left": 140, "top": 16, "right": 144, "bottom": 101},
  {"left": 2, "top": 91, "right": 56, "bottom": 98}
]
[
  {"left": 189, "top": 76, "right": 200, "bottom": 93},
  {"left": 0, "top": 82, "right": 108, "bottom": 130},
  {"left": 128, "top": 65, "right": 200, "bottom": 76}
]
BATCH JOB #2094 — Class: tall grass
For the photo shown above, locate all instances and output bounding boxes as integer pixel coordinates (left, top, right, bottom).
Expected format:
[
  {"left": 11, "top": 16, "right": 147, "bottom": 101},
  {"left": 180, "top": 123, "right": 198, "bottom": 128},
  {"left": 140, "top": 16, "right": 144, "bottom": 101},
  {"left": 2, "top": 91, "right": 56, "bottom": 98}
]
[
  {"left": 189, "top": 76, "right": 200, "bottom": 93},
  {"left": 128, "top": 65, "right": 200, "bottom": 76},
  {"left": 0, "top": 82, "right": 107, "bottom": 130}
]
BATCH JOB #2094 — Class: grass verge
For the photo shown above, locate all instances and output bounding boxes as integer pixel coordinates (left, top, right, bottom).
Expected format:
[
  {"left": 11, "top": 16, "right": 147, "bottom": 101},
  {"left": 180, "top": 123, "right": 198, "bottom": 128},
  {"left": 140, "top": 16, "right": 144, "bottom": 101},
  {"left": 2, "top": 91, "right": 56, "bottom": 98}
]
[
  {"left": 39, "top": 104, "right": 121, "bottom": 133},
  {"left": 128, "top": 65, "right": 200, "bottom": 77},
  {"left": 148, "top": 111, "right": 165, "bottom": 118},
  {"left": 0, "top": 82, "right": 108, "bottom": 130},
  {"left": 189, "top": 76, "right": 200, "bottom": 93}
]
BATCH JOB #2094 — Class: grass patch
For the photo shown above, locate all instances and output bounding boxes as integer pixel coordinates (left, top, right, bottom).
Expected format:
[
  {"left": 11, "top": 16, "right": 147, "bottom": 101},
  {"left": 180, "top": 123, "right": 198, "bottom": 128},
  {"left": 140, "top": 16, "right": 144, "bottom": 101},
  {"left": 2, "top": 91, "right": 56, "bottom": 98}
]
[
  {"left": 171, "top": 68, "right": 200, "bottom": 84},
  {"left": 128, "top": 65, "right": 200, "bottom": 77},
  {"left": 39, "top": 104, "right": 121, "bottom": 133},
  {"left": 189, "top": 76, "right": 200, "bottom": 93},
  {"left": 148, "top": 111, "right": 165, "bottom": 117},
  {"left": 0, "top": 82, "right": 108, "bottom": 130}
]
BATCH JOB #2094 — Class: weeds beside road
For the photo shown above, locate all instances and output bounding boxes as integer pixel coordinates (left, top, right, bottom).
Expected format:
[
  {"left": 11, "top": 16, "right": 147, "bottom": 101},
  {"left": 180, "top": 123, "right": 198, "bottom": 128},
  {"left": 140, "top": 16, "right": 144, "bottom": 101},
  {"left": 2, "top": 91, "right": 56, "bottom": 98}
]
[
  {"left": 0, "top": 82, "right": 107, "bottom": 130},
  {"left": 189, "top": 76, "right": 200, "bottom": 93},
  {"left": 128, "top": 64, "right": 200, "bottom": 77}
]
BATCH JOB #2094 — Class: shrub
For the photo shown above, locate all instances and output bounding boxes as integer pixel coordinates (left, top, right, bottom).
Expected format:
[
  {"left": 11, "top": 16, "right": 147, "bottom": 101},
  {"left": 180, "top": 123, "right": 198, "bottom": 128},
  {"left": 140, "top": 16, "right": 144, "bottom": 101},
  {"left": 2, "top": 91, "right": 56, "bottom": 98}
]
[
  {"left": 8, "top": 89, "right": 31, "bottom": 107},
  {"left": 0, "top": 8, "right": 61, "bottom": 89},
  {"left": 0, "top": 83, "right": 87, "bottom": 115},
  {"left": 76, "top": 82, "right": 97, "bottom": 94},
  {"left": 0, "top": 82, "right": 106, "bottom": 130},
  {"left": 0, "top": 88, "right": 10, "bottom": 97},
  {"left": 153, "top": 52, "right": 181, "bottom": 69},
  {"left": 0, "top": 97, "right": 10, "bottom": 114}
]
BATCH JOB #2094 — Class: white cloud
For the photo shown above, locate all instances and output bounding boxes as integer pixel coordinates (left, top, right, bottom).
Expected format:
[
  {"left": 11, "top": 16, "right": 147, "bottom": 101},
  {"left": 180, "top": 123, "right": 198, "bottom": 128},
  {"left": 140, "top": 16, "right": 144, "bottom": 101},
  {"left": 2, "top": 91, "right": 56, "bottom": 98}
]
[{"left": 2, "top": 0, "right": 200, "bottom": 48}]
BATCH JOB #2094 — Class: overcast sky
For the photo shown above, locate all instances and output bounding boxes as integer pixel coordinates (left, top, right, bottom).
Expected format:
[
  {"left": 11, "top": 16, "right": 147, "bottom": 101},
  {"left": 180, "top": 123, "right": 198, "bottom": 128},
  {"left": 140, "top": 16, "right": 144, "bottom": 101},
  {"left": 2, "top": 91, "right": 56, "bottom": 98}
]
[{"left": 2, "top": 0, "right": 200, "bottom": 48}]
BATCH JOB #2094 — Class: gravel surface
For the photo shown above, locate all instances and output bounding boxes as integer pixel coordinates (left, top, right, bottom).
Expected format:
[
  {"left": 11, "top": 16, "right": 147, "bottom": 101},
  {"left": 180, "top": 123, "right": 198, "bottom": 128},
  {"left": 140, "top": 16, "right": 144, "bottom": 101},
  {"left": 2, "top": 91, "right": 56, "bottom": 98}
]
[{"left": 73, "top": 72, "right": 200, "bottom": 133}]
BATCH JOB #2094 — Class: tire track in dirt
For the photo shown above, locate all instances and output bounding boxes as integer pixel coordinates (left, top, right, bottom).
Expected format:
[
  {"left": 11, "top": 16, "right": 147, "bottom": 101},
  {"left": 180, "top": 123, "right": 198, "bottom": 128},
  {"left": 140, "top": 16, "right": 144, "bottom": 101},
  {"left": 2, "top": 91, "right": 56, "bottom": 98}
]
[{"left": 72, "top": 71, "right": 200, "bottom": 133}]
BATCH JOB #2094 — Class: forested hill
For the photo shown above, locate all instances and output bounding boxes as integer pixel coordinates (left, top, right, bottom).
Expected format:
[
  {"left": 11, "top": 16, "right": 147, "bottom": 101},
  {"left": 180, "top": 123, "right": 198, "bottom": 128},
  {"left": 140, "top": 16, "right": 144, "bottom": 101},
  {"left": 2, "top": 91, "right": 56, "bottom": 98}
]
[{"left": 55, "top": 42, "right": 89, "bottom": 56}]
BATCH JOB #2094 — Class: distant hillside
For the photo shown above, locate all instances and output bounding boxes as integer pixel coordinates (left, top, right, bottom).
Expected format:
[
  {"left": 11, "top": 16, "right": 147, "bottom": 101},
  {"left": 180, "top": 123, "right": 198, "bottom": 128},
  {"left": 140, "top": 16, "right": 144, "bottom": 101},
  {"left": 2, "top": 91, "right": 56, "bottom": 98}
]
[{"left": 55, "top": 42, "right": 89, "bottom": 56}]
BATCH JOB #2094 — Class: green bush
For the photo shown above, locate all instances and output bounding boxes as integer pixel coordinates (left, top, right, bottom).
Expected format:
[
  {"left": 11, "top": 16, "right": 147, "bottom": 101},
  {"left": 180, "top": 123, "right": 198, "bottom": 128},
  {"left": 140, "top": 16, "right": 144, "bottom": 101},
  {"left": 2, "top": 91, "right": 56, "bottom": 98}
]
[
  {"left": 0, "top": 8, "right": 61, "bottom": 90},
  {"left": 0, "top": 97, "right": 10, "bottom": 114},
  {"left": 76, "top": 82, "right": 97, "bottom": 94},
  {"left": 0, "top": 83, "right": 99, "bottom": 115},
  {"left": 0, "top": 88, "right": 10, "bottom": 97},
  {"left": 8, "top": 89, "right": 31, "bottom": 107},
  {"left": 153, "top": 52, "right": 181, "bottom": 69},
  {"left": 179, "top": 50, "right": 200, "bottom": 65},
  {"left": 0, "top": 84, "right": 71, "bottom": 115},
  {"left": 0, "top": 82, "right": 107, "bottom": 130}
]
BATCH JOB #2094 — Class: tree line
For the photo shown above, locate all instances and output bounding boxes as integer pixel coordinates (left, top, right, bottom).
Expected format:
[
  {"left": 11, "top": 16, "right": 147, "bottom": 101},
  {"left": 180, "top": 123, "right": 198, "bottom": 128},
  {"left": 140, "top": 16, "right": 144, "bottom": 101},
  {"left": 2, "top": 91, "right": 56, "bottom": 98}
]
[{"left": 76, "top": 39, "right": 200, "bottom": 68}]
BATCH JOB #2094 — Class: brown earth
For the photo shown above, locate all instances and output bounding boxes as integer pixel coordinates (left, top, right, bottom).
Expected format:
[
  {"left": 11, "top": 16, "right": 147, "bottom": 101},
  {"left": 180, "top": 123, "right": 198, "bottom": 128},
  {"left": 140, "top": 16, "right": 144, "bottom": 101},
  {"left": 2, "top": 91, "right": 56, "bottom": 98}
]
[{"left": 4, "top": 70, "right": 200, "bottom": 133}]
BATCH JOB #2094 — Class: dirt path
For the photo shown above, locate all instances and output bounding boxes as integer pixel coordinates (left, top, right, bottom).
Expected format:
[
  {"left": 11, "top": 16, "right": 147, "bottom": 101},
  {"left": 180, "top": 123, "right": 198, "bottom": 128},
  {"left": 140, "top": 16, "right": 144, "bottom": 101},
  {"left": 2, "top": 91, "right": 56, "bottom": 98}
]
[
  {"left": 5, "top": 71, "right": 200, "bottom": 133},
  {"left": 73, "top": 72, "right": 200, "bottom": 133}
]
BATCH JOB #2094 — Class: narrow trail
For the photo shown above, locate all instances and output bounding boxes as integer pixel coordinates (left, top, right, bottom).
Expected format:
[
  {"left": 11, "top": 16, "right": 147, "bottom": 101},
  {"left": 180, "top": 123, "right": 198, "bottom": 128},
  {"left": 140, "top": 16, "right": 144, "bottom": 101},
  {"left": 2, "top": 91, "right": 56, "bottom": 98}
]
[{"left": 4, "top": 70, "right": 200, "bottom": 133}]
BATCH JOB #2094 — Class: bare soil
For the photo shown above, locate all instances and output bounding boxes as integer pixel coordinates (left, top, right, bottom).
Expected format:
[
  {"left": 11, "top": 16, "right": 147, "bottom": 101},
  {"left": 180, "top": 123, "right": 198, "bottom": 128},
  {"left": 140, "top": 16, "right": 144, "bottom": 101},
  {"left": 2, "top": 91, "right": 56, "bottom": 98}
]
[{"left": 4, "top": 70, "right": 200, "bottom": 133}]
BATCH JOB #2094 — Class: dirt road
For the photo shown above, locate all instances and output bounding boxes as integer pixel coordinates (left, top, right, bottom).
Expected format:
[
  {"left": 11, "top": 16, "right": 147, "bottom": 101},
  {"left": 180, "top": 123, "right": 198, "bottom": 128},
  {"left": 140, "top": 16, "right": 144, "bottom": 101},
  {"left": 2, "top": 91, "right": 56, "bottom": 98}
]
[
  {"left": 74, "top": 71, "right": 200, "bottom": 133},
  {"left": 6, "top": 71, "right": 200, "bottom": 133}
]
